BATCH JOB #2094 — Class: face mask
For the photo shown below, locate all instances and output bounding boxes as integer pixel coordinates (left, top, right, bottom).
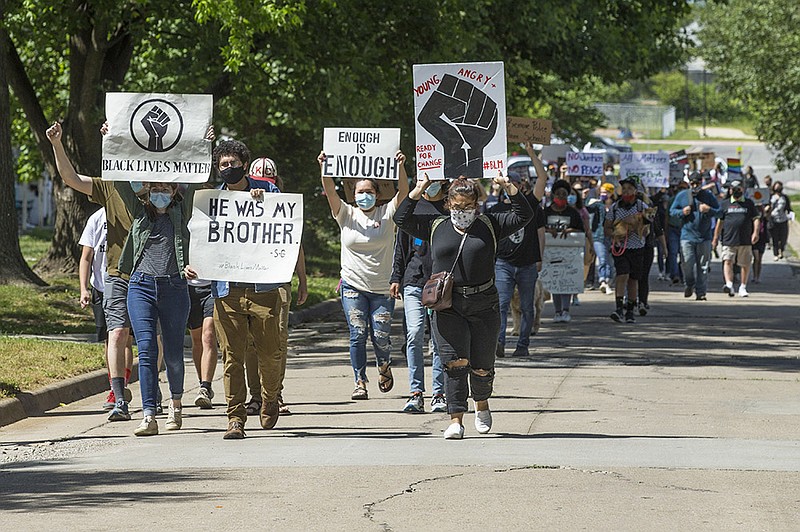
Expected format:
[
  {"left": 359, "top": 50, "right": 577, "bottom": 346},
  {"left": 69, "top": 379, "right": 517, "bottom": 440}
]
[
  {"left": 621, "top": 194, "right": 636, "bottom": 204},
  {"left": 775, "top": 188, "right": 783, "bottom": 194},
  {"left": 131, "top": 181, "right": 144, "bottom": 194},
  {"left": 426, "top": 182, "right": 442, "bottom": 197},
  {"left": 732, "top": 188, "right": 743, "bottom": 200},
  {"left": 149, "top": 191, "right": 172, "bottom": 209},
  {"left": 355, "top": 192, "right": 376, "bottom": 210},
  {"left": 552, "top": 197, "right": 567, "bottom": 208},
  {"left": 220, "top": 165, "right": 245, "bottom": 185},
  {"left": 600, "top": 193, "right": 609, "bottom": 201},
  {"left": 450, "top": 209, "right": 477, "bottom": 229},
  {"left": 567, "top": 194, "right": 577, "bottom": 206}
]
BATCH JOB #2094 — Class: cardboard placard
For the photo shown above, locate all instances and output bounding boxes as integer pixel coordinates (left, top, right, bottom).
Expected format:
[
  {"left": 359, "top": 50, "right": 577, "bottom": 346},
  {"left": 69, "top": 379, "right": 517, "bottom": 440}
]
[{"left": 506, "top": 116, "right": 552, "bottom": 145}]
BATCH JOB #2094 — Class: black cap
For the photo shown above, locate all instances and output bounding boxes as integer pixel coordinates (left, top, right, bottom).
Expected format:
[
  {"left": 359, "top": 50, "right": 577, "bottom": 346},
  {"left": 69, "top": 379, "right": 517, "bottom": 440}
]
[
  {"left": 728, "top": 179, "right": 743, "bottom": 188},
  {"left": 688, "top": 171, "right": 703, "bottom": 183}
]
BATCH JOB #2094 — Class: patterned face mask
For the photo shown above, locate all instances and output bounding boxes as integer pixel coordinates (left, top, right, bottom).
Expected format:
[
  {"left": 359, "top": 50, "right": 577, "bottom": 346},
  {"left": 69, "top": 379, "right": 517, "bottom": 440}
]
[{"left": 450, "top": 209, "right": 477, "bottom": 229}]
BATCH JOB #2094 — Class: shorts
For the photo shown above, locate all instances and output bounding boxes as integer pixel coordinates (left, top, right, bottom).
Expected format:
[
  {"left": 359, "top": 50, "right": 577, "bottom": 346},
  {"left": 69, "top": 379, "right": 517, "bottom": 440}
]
[
  {"left": 102, "top": 274, "right": 131, "bottom": 331},
  {"left": 721, "top": 245, "right": 753, "bottom": 265},
  {"left": 188, "top": 284, "right": 215, "bottom": 329},
  {"left": 613, "top": 246, "right": 645, "bottom": 281},
  {"left": 91, "top": 286, "right": 108, "bottom": 342}
]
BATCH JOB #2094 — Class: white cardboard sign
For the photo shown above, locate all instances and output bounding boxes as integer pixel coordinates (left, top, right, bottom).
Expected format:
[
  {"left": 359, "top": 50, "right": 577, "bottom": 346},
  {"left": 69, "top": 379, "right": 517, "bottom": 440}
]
[
  {"left": 322, "top": 128, "right": 401, "bottom": 179},
  {"left": 620, "top": 152, "right": 670, "bottom": 188},
  {"left": 539, "top": 232, "right": 585, "bottom": 294},
  {"left": 566, "top": 152, "right": 604, "bottom": 177}
]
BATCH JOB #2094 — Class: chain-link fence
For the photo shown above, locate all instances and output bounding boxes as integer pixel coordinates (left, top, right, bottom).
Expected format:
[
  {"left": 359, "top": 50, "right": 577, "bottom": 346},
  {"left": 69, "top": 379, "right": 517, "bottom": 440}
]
[{"left": 594, "top": 103, "right": 676, "bottom": 139}]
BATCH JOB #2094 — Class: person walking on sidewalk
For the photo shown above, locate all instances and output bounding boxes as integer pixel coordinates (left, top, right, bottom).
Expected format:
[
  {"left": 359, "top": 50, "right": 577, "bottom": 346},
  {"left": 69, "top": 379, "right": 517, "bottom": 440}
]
[
  {"left": 713, "top": 179, "right": 760, "bottom": 298},
  {"left": 394, "top": 173, "right": 533, "bottom": 440},
  {"left": 670, "top": 172, "right": 720, "bottom": 301},
  {"left": 766, "top": 181, "right": 793, "bottom": 260},
  {"left": 390, "top": 180, "right": 448, "bottom": 413},
  {"left": 319, "top": 151, "right": 409, "bottom": 401}
]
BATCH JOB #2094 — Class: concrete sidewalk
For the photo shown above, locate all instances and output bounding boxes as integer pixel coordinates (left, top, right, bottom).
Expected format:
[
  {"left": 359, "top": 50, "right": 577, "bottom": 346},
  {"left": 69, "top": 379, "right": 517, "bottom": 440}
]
[{"left": 1, "top": 231, "right": 799, "bottom": 530}]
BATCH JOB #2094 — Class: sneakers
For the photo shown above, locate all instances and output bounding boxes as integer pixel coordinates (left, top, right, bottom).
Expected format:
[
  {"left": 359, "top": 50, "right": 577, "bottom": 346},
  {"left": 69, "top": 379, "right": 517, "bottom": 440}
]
[
  {"left": 431, "top": 394, "right": 447, "bottom": 413},
  {"left": 194, "top": 387, "right": 214, "bottom": 409},
  {"left": 603, "top": 284, "right": 614, "bottom": 295},
  {"left": 474, "top": 409, "right": 492, "bottom": 434},
  {"left": 696, "top": 294, "right": 707, "bottom": 301},
  {"left": 572, "top": 295, "right": 580, "bottom": 306},
  {"left": 723, "top": 284, "right": 734, "bottom": 297},
  {"left": 495, "top": 342, "right": 505, "bottom": 359},
  {"left": 638, "top": 302, "right": 649, "bottom": 316},
  {"left": 738, "top": 286, "right": 749, "bottom": 297},
  {"left": 134, "top": 415, "right": 158, "bottom": 436},
  {"left": 260, "top": 400, "right": 280, "bottom": 429},
  {"left": 402, "top": 393, "right": 425, "bottom": 413},
  {"left": 155, "top": 403, "right": 164, "bottom": 416},
  {"left": 107, "top": 400, "right": 131, "bottom": 422},
  {"left": 103, "top": 391, "right": 116, "bottom": 411},
  {"left": 598, "top": 281, "right": 608, "bottom": 293},
  {"left": 443, "top": 422, "right": 465, "bottom": 440},
  {"left": 165, "top": 404, "right": 182, "bottom": 431},
  {"left": 625, "top": 310, "right": 636, "bottom": 324},
  {"left": 561, "top": 311, "right": 572, "bottom": 323},
  {"left": 223, "top": 420, "right": 246, "bottom": 439},
  {"left": 511, "top": 346, "right": 529, "bottom": 358},
  {"left": 553, "top": 311, "right": 564, "bottom": 323},
  {"left": 610, "top": 309, "right": 624, "bottom": 323},
  {"left": 278, "top": 394, "right": 292, "bottom": 415},
  {"left": 684, "top": 286, "right": 694, "bottom": 298}
]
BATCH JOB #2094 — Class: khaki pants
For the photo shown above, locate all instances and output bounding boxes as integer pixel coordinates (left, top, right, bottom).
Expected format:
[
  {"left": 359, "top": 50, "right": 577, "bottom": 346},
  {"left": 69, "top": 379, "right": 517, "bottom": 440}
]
[
  {"left": 215, "top": 286, "right": 283, "bottom": 423},
  {"left": 245, "top": 284, "right": 291, "bottom": 398}
]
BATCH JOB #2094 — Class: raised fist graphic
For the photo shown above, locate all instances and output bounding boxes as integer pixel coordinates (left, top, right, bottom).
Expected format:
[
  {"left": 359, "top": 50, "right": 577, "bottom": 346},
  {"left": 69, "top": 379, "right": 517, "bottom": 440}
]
[
  {"left": 141, "top": 105, "right": 170, "bottom": 152},
  {"left": 418, "top": 74, "right": 498, "bottom": 178}
]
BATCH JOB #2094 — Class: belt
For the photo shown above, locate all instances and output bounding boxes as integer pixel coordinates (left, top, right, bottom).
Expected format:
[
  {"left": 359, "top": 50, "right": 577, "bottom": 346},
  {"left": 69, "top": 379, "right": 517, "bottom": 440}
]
[{"left": 454, "top": 279, "right": 494, "bottom": 296}]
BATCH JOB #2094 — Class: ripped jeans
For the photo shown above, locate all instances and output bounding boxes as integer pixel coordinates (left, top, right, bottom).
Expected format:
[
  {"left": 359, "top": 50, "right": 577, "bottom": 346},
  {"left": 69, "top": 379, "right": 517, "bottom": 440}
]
[{"left": 340, "top": 280, "right": 395, "bottom": 384}]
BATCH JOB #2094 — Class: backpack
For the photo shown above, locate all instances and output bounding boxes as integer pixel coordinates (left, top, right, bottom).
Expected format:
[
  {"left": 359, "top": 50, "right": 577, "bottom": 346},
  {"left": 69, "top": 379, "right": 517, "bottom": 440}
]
[{"left": 431, "top": 214, "right": 497, "bottom": 253}]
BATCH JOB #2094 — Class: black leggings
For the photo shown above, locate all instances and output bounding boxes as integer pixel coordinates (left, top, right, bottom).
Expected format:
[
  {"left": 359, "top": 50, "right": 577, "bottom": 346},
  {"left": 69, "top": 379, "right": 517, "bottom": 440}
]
[
  {"left": 771, "top": 221, "right": 789, "bottom": 256},
  {"left": 432, "top": 287, "right": 500, "bottom": 415},
  {"left": 637, "top": 242, "right": 655, "bottom": 305}
]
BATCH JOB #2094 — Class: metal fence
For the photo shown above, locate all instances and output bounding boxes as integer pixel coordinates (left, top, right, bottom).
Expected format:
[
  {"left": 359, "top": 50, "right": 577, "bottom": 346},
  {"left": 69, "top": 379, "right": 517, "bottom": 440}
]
[{"left": 594, "top": 103, "right": 676, "bottom": 139}]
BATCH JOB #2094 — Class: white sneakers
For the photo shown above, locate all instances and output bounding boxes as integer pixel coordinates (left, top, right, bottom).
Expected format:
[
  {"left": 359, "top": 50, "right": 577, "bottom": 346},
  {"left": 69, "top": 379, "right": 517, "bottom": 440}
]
[
  {"left": 474, "top": 410, "right": 492, "bottom": 434},
  {"left": 165, "top": 404, "right": 182, "bottom": 431},
  {"left": 134, "top": 415, "right": 158, "bottom": 437},
  {"left": 738, "top": 286, "right": 749, "bottom": 297},
  {"left": 554, "top": 311, "right": 572, "bottom": 323},
  {"left": 444, "top": 422, "right": 465, "bottom": 439}
]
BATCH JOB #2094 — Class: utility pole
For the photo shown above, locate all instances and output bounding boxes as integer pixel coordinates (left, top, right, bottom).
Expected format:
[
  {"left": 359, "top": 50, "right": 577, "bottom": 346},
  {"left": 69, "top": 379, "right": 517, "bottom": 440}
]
[
  {"left": 702, "top": 69, "right": 707, "bottom": 138},
  {"left": 684, "top": 67, "right": 690, "bottom": 131}
]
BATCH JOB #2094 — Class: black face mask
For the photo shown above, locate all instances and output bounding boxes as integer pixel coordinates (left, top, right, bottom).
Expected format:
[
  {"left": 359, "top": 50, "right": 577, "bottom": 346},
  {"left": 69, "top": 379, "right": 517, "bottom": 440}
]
[
  {"left": 732, "top": 188, "right": 743, "bottom": 199},
  {"left": 220, "top": 166, "right": 245, "bottom": 185}
]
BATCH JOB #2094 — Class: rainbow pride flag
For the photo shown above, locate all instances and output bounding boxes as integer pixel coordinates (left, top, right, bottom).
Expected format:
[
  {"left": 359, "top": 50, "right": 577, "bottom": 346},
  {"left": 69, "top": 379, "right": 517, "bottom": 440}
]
[{"left": 727, "top": 158, "right": 742, "bottom": 177}]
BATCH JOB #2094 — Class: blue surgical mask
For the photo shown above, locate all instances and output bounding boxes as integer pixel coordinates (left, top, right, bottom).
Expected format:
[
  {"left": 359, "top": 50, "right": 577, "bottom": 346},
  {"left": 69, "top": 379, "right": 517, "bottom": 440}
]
[
  {"left": 355, "top": 192, "right": 376, "bottom": 210},
  {"left": 131, "top": 181, "right": 144, "bottom": 194},
  {"left": 426, "top": 182, "right": 442, "bottom": 197},
  {"left": 149, "top": 191, "right": 172, "bottom": 209},
  {"left": 567, "top": 194, "right": 577, "bottom": 206}
]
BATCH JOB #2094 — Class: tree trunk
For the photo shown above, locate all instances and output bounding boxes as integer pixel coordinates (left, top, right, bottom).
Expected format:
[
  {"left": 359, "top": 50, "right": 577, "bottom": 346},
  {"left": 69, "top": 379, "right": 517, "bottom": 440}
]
[{"left": 0, "top": 5, "right": 45, "bottom": 286}]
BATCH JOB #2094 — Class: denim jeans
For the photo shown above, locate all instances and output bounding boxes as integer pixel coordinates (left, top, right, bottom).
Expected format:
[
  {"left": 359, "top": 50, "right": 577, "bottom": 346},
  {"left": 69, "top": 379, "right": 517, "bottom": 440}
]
[
  {"left": 655, "top": 237, "right": 666, "bottom": 274},
  {"left": 680, "top": 239, "right": 712, "bottom": 296},
  {"left": 667, "top": 226, "right": 683, "bottom": 280},
  {"left": 340, "top": 280, "right": 395, "bottom": 383},
  {"left": 552, "top": 293, "right": 571, "bottom": 313},
  {"left": 593, "top": 238, "right": 613, "bottom": 282},
  {"left": 495, "top": 259, "right": 537, "bottom": 349},
  {"left": 127, "top": 272, "right": 190, "bottom": 417},
  {"left": 403, "top": 285, "right": 444, "bottom": 395}
]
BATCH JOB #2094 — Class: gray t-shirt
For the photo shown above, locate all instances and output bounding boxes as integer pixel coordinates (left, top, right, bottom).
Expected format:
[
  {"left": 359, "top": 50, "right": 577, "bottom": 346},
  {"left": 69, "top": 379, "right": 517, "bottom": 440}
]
[{"left": 135, "top": 214, "right": 179, "bottom": 276}]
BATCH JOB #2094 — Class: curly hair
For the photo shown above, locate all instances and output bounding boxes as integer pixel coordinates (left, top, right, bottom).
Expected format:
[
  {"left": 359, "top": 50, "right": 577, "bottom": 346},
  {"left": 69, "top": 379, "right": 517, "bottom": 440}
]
[{"left": 212, "top": 140, "right": 251, "bottom": 172}]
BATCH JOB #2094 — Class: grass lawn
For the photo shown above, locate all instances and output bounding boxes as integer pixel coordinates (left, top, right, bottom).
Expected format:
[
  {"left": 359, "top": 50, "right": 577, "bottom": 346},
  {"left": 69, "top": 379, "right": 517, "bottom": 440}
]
[{"left": 631, "top": 143, "right": 691, "bottom": 153}]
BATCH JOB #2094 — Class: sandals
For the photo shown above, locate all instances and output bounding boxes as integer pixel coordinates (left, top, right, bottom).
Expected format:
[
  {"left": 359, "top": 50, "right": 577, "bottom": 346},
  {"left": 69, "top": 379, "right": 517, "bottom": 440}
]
[
  {"left": 351, "top": 382, "right": 368, "bottom": 400},
  {"left": 245, "top": 396, "right": 262, "bottom": 416},
  {"left": 378, "top": 362, "right": 394, "bottom": 393}
]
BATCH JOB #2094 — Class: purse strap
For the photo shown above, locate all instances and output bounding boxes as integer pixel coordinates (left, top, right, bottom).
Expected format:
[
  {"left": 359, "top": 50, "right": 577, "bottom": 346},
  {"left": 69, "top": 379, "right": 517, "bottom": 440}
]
[{"left": 448, "top": 231, "right": 469, "bottom": 276}]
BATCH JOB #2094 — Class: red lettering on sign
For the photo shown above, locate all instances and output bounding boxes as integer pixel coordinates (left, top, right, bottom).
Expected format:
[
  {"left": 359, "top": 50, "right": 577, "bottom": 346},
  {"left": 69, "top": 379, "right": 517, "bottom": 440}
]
[{"left": 413, "top": 75, "right": 441, "bottom": 97}]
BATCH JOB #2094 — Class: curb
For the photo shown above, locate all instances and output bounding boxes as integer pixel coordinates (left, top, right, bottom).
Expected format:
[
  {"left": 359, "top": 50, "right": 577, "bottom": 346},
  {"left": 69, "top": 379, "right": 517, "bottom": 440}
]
[{"left": 0, "top": 298, "right": 343, "bottom": 428}]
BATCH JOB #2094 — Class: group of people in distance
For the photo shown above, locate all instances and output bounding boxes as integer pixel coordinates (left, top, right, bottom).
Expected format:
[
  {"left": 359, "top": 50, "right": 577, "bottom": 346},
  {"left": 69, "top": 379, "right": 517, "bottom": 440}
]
[{"left": 54, "top": 116, "right": 793, "bottom": 441}]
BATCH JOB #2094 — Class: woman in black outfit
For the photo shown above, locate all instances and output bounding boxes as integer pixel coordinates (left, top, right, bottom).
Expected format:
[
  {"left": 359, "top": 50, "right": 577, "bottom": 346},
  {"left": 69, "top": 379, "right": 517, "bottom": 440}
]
[{"left": 393, "top": 173, "right": 533, "bottom": 439}]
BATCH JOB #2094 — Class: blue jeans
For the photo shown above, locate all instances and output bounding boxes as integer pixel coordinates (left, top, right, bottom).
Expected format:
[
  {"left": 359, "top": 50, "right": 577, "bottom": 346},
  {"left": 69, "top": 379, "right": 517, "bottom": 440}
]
[
  {"left": 552, "top": 293, "right": 571, "bottom": 313},
  {"left": 593, "top": 238, "right": 613, "bottom": 282},
  {"left": 403, "top": 285, "right": 444, "bottom": 395},
  {"left": 340, "top": 280, "right": 394, "bottom": 383},
  {"left": 127, "top": 272, "right": 190, "bottom": 417},
  {"left": 495, "top": 259, "right": 537, "bottom": 348},
  {"left": 680, "top": 240, "right": 712, "bottom": 296},
  {"left": 667, "top": 226, "right": 683, "bottom": 280}
]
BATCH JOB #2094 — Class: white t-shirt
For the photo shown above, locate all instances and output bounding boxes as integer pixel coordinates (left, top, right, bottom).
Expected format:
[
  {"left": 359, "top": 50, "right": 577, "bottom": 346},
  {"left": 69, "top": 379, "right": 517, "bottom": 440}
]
[
  {"left": 79, "top": 208, "right": 107, "bottom": 292},
  {"left": 335, "top": 199, "right": 397, "bottom": 295}
]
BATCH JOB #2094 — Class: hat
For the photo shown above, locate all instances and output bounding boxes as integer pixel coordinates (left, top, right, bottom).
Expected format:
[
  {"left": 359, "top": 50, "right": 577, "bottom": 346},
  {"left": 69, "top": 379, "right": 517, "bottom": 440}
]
[
  {"left": 728, "top": 179, "right": 743, "bottom": 188},
  {"left": 249, "top": 157, "right": 278, "bottom": 183},
  {"left": 688, "top": 171, "right": 703, "bottom": 183},
  {"left": 619, "top": 176, "right": 637, "bottom": 187},
  {"left": 601, "top": 183, "right": 615, "bottom": 194},
  {"left": 507, "top": 171, "right": 524, "bottom": 184}
]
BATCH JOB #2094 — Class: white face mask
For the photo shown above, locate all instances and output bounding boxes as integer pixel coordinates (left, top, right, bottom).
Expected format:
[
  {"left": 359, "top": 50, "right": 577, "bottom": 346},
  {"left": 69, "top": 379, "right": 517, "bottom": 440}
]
[{"left": 450, "top": 209, "right": 477, "bottom": 230}]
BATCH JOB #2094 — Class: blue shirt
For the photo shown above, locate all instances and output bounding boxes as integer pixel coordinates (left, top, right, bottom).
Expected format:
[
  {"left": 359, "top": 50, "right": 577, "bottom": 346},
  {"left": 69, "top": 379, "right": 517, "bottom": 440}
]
[{"left": 669, "top": 189, "right": 720, "bottom": 243}]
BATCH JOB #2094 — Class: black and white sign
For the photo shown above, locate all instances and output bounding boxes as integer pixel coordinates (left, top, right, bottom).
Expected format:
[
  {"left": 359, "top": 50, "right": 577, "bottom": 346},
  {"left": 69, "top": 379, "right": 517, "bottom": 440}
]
[{"left": 321, "top": 128, "right": 401, "bottom": 179}]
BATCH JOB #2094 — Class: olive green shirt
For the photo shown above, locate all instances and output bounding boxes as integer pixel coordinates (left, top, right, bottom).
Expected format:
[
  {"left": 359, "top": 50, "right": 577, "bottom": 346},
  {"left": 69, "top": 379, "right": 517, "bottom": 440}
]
[{"left": 90, "top": 179, "right": 133, "bottom": 279}]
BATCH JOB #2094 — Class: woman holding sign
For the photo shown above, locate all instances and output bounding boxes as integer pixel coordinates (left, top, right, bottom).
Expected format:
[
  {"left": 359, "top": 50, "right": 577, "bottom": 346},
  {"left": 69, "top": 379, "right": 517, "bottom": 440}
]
[
  {"left": 393, "top": 173, "right": 533, "bottom": 440},
  {"left": 318, "top": 151, "right": 409, "bottom": 401}
]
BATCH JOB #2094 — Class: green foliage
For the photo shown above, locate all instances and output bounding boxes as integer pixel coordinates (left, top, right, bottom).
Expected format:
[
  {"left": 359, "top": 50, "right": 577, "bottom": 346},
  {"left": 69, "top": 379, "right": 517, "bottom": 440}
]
[
  {"left": 699, "top": 0, "right": 800, "bottom": 169},
  {"left": 649, "top": 71, "right": 749, "bottom": 121}
]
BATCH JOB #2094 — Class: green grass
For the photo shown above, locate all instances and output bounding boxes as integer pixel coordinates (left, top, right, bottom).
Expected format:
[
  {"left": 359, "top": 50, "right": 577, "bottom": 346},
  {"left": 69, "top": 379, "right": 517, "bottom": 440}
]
[
  {"left": 291, "top": 275, "right": 339, "bottom": 310},
  {"left": 0, "top": 275, "right": 94, "bottom": 335},
  {"left": 631, "top": 143, "right": 691, "bottom": 153},
  {"left": 666, "top": 129, "right": 703, "bottom": 141},
  {"left": 19, "top": 227, "right": 54, "bottom": 267},
  {"left": 0, "top": 337, "right": 105, "bottom": 398}
]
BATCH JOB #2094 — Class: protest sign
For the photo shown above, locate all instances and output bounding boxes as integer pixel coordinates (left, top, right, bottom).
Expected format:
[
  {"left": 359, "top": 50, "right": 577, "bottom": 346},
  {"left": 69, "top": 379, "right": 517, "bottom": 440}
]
[
  {"left": 322, "top": 128, "right": 401, "bottom": 180},
  {"left": 506, "top": 116, "right": 552, "bottom": 145},
  {"left": 566, "top": 152, "right": 604, "bottom": 177},
  {"left": 746, "top": 187, "right": 769, "bottom": 205},
  {"left": 620, "top": 151, "right": 670, "bottom": 188},
  {"left": 188, "top": 190, "right": 303, "bottom": 284},
  {"left": 669, "top": 149, "right": 688, "bottom": 185},
  {"left": 539, "top": 233, "right": 585, "bottom": 294},
  {"left": 413, "top": 61, "right": 506, "bottom": 180},
  {"left": 102, "top": 93, "right": 212, "bottom": 182}
]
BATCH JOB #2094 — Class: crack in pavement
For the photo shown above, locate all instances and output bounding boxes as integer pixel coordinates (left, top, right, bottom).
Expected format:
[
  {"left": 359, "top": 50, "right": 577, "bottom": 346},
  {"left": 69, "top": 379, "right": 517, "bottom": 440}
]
[{"left": 527, "top": 365, "right": 577, "bottom": 434}]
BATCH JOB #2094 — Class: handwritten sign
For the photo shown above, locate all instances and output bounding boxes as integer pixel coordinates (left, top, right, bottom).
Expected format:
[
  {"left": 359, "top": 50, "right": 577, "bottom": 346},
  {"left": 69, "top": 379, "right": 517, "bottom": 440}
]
[
  {"left": 322, "top": 128, "right": 401, "bottom": 180},
  {"left": 102, "top": 92, "right": 212, "bottom": 182},
  {"left": 669, "top": 150, "right": 688, "bottom": 185},
  {"left": 506, "top": 116, "right": 552, "bottom": 145},
  {"left": 413, "top": 61, "right": 506, "bottom": 180},
  {"left": 539, "top": 233, "right": 585, "bottom": 294},
  {"left": 620, "top": 151, "right": 670, "bottom": 188},
  {"left": 566, "top": 152, "right": 604, "bottom": 177},
  {"left": 188, "top": 189, "right": 303, "bottom": 284}
]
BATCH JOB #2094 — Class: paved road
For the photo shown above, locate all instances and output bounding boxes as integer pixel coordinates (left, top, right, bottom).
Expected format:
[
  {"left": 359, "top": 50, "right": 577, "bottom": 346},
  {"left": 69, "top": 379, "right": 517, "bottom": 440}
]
[{"left": 2, "top": 249, "right": 800, "bottom": 529}]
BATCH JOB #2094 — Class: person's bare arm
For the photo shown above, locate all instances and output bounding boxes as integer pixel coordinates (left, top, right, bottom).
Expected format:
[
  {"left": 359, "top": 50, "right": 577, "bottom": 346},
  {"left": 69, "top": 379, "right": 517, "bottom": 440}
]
[
  {"left": 78, "top": 246, "right": 93, "bottom": 309},
  {"left": 318, "top": 151, "right": 341, "bottom": 217},
  {"left": 46, "top": 122, "right": 93, "bottom": 196},
  {"left": 294, "top": 245, "right": 308, "bottom": 306},
  {"left": 524, "top": 143, "right": 548, "bottom": 201},
  {"left": 392, "top": 151, "right": 409, "bottom": 209},
  {"left": 712, "top": 218, "right": 723, "bottom": 248}
]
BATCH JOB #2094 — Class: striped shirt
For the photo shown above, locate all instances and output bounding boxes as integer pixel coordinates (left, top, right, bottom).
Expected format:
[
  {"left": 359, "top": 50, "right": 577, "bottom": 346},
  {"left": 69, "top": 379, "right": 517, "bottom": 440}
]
[{"left": 607, "top": 200, "right": 648, "bottom": 249}]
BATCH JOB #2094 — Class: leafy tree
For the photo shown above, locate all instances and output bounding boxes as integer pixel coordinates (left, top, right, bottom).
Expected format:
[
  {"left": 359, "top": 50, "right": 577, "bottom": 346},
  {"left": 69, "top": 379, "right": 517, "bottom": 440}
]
[{"left": 699, "top": 0, "right": 800, "bottom": 168}]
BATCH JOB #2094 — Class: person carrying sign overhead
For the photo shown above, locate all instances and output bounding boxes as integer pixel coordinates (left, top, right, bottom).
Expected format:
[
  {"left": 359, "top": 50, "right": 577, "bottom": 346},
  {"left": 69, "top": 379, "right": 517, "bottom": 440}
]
[{"left": 318, "top": 150, "right": 409, "bottom": 402}]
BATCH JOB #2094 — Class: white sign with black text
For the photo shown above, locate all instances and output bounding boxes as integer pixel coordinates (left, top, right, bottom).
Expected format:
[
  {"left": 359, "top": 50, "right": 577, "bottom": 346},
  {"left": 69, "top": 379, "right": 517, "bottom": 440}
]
[
  {"left": 566, "top": 152, "right": 604, "bottom": 178},
  {"left": 539, "top": 232, "right": 585, "bottom": 295},
  {"left": 322, "top": 128, "right": 401, "bottom": 180},
  {"left": 620, "top": 152, "right": 670, "bottom": 188}
]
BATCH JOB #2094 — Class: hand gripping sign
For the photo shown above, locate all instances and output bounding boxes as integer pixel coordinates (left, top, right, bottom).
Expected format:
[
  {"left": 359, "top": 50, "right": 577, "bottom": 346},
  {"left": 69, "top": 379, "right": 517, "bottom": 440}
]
[
  {"left": 188, "top": 190, "right": 303, "bottom": 284},
  {"left": 102, "top": 92, "right": 213, "bottom": 183},
  {"left": 413, "top": 62, "right": 506, "bottom": 180}
]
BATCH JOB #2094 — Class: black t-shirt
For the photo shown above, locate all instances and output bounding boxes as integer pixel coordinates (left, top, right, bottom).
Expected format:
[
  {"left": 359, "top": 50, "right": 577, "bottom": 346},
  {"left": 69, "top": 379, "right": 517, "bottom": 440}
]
[
  {"left": 543, "top": 204, "right": 584, "bottom": 232},
  {"left": 489, "top": 192, "right": 545, "bottom": 266},
  {"left": 719, "top": 198, "right": 759, "bottom": 246},
  {"left": 391, "top": 198, "right": 447, "bottom": 288}
]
